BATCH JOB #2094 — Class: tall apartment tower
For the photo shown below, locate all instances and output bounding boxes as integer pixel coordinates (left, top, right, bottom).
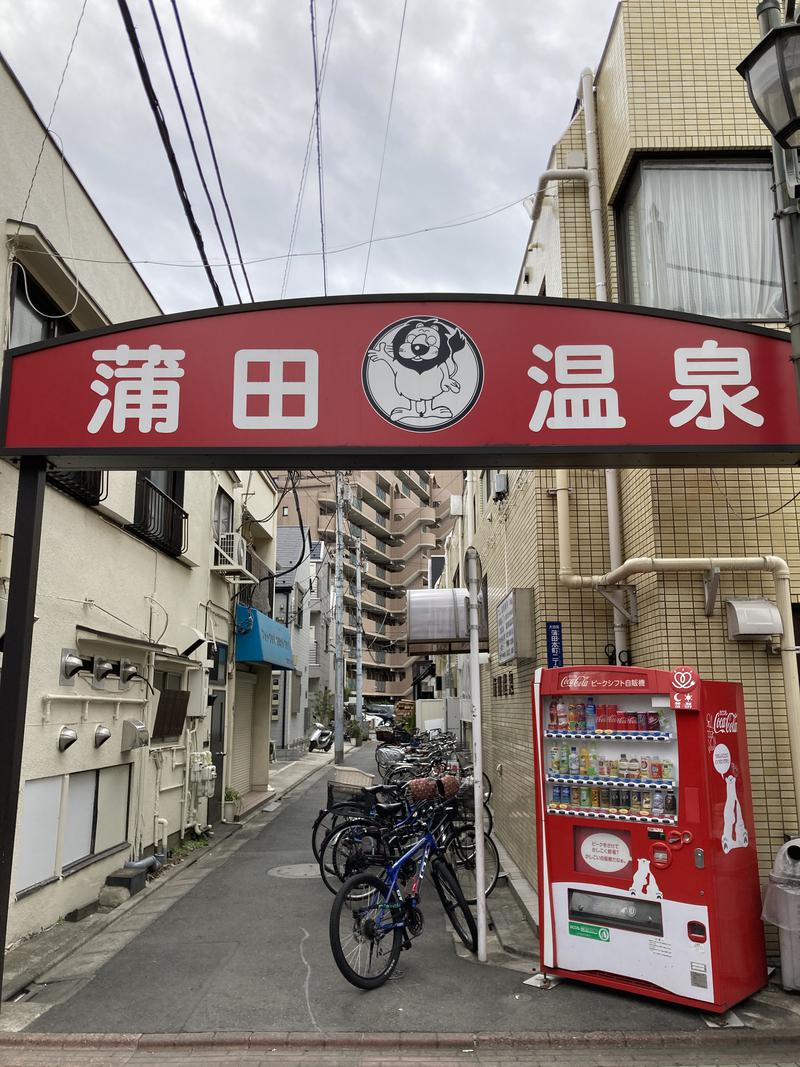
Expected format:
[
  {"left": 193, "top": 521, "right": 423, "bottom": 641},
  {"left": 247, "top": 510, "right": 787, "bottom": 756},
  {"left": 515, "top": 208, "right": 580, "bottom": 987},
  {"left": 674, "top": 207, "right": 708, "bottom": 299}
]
[{"left": 279, "top": 471, "right": 462, "bottom": 704}]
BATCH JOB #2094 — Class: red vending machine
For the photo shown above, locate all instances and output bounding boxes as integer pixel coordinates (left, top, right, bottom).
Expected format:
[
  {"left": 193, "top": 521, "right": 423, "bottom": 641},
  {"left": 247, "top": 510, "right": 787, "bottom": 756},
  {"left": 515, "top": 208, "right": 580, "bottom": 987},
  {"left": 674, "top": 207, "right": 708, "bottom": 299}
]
[{"left": 532, "top": 665, "right": 766, "bottom": 1012}]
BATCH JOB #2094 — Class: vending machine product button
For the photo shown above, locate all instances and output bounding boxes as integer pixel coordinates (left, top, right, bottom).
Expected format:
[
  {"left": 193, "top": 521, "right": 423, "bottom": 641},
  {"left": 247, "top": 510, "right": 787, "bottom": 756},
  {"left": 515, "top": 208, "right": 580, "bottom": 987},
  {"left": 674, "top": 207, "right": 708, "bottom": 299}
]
[
  {"left": 687, "top": 921, "right": 707, "bottom": 943},
  {"left": 694, "top": 847, "right": 705, "bottom": 869}
]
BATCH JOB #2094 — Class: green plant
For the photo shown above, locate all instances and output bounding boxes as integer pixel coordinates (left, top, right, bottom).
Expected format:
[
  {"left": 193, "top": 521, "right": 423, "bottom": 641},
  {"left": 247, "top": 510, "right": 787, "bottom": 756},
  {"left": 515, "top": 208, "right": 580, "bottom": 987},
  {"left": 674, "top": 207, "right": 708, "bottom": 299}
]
[
  {"left": 345, "top": 719, "right": 365, "bottom": 740},
  {"left": 312, "top": 687, "right": 334, "bottom": 726},
  {"left": 224, "top": 787, "right": 243, "bottom": 815}
]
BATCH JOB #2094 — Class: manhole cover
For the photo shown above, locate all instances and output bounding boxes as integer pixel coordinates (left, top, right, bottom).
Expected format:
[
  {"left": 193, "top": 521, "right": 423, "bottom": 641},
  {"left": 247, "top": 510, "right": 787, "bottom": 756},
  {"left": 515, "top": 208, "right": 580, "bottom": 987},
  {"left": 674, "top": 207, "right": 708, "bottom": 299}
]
[{"left": 268, "top": 863, "right": 320, "bottom": 879}]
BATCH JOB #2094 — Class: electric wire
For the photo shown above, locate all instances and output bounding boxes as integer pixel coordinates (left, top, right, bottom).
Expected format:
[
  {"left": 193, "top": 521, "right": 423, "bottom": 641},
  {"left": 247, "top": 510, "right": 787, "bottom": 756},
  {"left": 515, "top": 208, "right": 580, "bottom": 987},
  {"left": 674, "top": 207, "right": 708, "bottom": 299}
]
[
  {"left": 711, "top": 470, "right": 800, "bottom": 520},
  {"left": 169, "top": 0, "right": 255, "bottom": 301},
  {"left": 116, "top": 0, "right": 224, "bottom": 306},
  {"left": 19, "top": 193, "right": 526, "bottom": 270},
  {"left": 361, "top": 0, "right": 407, "bottom": 294},
  {"left": 146, "top": 0, "right": 242, "bottom": 302},
  {"left": 17, "top": 0, "right": 88, "bottom": 234},
  {"left": 281, "top": 0, "right": 338, "bottom": 299},
  {"left": 309, "top": 0, "right": 328, "bottom": 295}
]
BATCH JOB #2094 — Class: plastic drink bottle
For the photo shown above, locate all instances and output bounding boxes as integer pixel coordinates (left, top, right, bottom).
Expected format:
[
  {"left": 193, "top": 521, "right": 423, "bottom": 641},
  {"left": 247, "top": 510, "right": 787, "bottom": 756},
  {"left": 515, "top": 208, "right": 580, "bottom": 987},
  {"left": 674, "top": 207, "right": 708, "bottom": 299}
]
[
  {"left": 579, "top": 746, "right": 589, "bottom": 775},
  {"left": 662, "top": 759, "right": 674, "bottom": 780},
  {"left": 567, "top": 704, "right": 577, "bottom": 730},
  {"left": 576, "top": 703, "right": 586, "bottom": 732},
  {"left": 569, "top": 746, "right": 579, "bottom": 774},
  {"left": 597, "top": 756, "right": 606, "bottom": 777},
  {"left": 618, "top": 753, "right": 629, "bottom": 779},
  {"left": 650, "top": 758, "right": 663, "bottom": 780},
  {"left": 639, "top": 756, "right": 650, "bottom": 779},
  {"left": 588, "top": 744, "right": 598, "bottom": 776},
  {"left": 557, "top": 700, "right": 568, "bottom": 729},
  {"left": 549, "top": 701, "right": 558, "bottom": 728},
  {"left": 550, "top": 744, "right": 560, "bottom": 774},
  {"left": 627, "top": 755, "right": 640, "bottom": 780},
  {"left": 651, "top": 791, "right": 665, "bottom": 816},
  {"left": 585, "top": 698, "right": 596, "bottom": 732}
]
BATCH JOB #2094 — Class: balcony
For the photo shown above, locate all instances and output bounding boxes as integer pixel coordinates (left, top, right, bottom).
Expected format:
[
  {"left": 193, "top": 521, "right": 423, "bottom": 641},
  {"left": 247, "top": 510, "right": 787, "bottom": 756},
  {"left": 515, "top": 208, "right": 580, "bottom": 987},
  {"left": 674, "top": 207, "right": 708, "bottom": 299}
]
[
  {"left": 390, "top": 528, "right": 438, "bottom": 564},
  {"left": 391, "top": 505, "right": 438, "bottom": 538},
  {"left": 354, "top": 475, "right": 391, "bottom": 515},
  {"left": 128, "top": 477, "right": 187, "bottom": 557},
  {"left": 238, "top": 547, "right": 274, "bottom": 615},
  {"left": 395, "top": 470, "right": 430, "bottom": 502},
  {"left": 348, "top": 496, "right": 392, "bottom": 539},
  {"left": 47, "top": 469, "right": 107, "bottom": 508}
]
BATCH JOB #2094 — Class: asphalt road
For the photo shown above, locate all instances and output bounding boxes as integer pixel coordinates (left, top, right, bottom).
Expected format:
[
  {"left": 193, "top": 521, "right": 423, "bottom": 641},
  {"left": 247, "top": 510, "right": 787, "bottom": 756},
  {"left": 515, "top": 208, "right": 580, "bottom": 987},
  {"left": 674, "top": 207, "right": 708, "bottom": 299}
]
[{"left": 26, "top": 742, "right": 704, "bottom": 1034}]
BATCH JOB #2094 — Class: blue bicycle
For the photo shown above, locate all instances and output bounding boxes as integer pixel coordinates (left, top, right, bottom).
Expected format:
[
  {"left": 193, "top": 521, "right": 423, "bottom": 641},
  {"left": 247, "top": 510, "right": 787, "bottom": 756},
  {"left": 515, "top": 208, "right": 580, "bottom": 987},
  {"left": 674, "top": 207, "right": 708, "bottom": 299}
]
[{"left": 328, "top": 804, "right": 478, "bottom": 989}]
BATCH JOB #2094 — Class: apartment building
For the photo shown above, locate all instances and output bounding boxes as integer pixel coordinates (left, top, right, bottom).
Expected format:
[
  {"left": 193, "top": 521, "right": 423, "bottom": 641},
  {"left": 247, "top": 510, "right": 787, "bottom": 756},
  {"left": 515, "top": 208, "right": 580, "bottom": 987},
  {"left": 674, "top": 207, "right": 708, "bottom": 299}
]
[
  {"left": 444, "top": 0, "right": 800, "bottom": 902},
  {"left": 0, "top": 57, "right": 291, "bottom": 944},
  {"left": 280, "top": 470, "right": 462, "bottom": 705}
]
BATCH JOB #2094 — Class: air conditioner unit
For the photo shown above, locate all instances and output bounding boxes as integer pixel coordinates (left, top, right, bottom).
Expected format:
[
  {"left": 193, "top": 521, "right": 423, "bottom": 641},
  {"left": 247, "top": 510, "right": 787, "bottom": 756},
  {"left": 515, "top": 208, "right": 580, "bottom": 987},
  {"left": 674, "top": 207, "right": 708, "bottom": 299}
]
[
  {"left": 212, "top": 532, "right": 256, "bottom": 585},
  {"left": 492, "top": 473, "right": 509, "bottom": 501},
  {"left": 218, "top": 531, "right": 247, "bottom": 567}
]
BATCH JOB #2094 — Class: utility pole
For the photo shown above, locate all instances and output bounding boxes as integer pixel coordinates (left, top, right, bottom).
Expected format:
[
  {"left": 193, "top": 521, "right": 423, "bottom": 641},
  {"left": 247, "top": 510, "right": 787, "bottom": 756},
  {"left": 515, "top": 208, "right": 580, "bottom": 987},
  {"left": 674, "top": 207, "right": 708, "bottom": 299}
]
[
  {"left": 333, "top": 471, "right": 345, "bottom": 764},
  {"left": 355, "top": 534, "right": 364, "bottom": 728}
]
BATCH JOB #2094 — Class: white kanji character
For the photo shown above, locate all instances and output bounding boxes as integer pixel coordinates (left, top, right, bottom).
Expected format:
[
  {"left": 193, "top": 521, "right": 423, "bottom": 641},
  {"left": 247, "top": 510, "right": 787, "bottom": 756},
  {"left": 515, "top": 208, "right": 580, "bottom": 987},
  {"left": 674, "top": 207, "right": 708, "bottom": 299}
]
[
  {"left": 87, "top": 345, "right": 185, "bottom": 434},
  {"left": 527, "top": 344, "right": 626, "bottom": 431},
  {"left": 232, "top": 350, "right": 318, "bottom": 430},
  {"left": 669, "top": 340, "right": 763, "bottom": 430}
]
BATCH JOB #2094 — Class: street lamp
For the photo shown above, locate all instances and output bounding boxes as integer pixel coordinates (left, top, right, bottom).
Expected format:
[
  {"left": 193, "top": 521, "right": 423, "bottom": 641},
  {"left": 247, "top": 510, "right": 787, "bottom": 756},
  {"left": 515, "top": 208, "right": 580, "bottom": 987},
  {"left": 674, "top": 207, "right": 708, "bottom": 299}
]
[{"left": 738, "top": 20, "right": 800, "bottom": 148}]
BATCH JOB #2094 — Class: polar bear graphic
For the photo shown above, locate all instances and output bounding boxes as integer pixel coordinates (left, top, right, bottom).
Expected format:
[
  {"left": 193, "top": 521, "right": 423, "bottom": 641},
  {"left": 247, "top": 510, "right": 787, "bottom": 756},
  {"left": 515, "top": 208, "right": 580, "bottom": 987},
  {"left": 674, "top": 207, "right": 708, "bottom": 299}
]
[
  {"left": 629, "top": 858, "right": 663, "bottom": 899},
  {"left": 721, "top": 773, "right": 749, "bottom": 853}
]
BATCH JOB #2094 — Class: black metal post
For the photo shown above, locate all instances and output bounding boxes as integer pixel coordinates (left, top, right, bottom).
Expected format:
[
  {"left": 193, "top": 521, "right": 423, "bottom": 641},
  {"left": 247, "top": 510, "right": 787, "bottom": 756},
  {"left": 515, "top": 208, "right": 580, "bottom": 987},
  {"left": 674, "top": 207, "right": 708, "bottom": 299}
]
[{"left": 0, "top": 457, "right": 46, "bottom": 1005}]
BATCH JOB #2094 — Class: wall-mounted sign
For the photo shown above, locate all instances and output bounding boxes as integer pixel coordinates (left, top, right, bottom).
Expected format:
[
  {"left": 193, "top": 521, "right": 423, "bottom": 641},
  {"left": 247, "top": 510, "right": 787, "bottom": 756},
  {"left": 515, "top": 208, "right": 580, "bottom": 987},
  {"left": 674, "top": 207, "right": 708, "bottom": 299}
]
[
  {"left": 497, "top": 588, "right": 534, "bottom": 664},
  {"left": 546, "top": 621, "right": 563, "bottom": 668},
  {"left": 2, "top": 296, "right": 797, "bottom": 469}
]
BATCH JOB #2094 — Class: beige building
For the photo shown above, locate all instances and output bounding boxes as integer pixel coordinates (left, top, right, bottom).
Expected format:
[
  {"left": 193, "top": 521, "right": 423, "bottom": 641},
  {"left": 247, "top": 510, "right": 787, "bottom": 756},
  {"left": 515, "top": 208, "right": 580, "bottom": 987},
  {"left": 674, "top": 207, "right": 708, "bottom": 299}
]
[
  {"left": 444, "top": 0, "right": 800, "bottom": 907},
  {"left": 280, "top": 470, "right": 462, "bottom": 705},
  {"left": 0, "top": 56, "right": 289, "bottom": 945}
]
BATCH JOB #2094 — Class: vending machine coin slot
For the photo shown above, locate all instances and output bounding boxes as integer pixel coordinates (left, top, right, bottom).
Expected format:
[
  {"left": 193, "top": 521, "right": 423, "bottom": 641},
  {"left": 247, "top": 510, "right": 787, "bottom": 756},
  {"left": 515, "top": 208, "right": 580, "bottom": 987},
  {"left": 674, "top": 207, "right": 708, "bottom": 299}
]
[
  {"left": 687, "top": 921, "right": 707, "bottom": 943},
  {"left": 650, "top": 843, "right": 672, "bottom": 869}
]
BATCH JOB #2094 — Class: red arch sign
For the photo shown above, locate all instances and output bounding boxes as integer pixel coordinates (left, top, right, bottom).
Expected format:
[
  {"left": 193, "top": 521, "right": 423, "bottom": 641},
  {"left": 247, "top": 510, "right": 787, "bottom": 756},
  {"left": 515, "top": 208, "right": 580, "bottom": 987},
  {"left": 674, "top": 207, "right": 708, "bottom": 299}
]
[{"left": 1, "top": 295, "right": 796, "bottom": 467}]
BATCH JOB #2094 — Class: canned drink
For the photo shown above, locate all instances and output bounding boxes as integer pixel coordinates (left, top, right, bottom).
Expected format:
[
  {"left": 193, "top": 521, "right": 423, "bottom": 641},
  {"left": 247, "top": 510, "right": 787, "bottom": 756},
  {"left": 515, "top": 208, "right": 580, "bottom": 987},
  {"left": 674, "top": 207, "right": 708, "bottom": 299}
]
[
  {"left": 610, "top": 788, "right": 621, "bottom": 808},
  {"left": 651, "top": 791, "right": 665, "bottom": 816},
  {"left": 599, "top": 788, "right": 610, "bottom": 808},
  {"left": 620, "top": 789, "right": 631, "bottom": 809},
  {"left": 640, "top": 792, "right": 652, "bottom": 814},
  {"left": 597, "top": 704, "right": 607, "bottom": 731},
  {"left": 650, "top": 759, "right": 663, "bottom": 780},
  {"left": 561, "top": 785, "right": 571, "bottom": 807},
  {"left": 626, "top": 711, "right": 638, "bottom": 731},
  {"left": 580, "top": 786, "right": 591, "bottom": 808},
  {"left": 591, "top": 788, "right": 600, "bottom": 809},
  {"left": 637, "top": 712, "right": 649, "bottom": 732},
  {"left": 629, "top": 790, "right": 641, "bottom": 813},
  {"left": 664, "top": 790, "right": 677, "bottom": 815},
  {"left": 646, "top": 710, "right": 660, "bottom": 731},
  {"left": 551, "top": 785, "right": 561, "bottom": 805}
]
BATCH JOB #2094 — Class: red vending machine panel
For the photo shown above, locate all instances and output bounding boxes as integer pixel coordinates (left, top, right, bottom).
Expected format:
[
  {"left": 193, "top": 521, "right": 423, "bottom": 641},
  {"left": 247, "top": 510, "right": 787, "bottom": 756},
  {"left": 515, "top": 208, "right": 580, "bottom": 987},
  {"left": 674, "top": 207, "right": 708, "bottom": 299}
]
[{"left": 532, "top": 665, "right": 766, "bottom": 1012}]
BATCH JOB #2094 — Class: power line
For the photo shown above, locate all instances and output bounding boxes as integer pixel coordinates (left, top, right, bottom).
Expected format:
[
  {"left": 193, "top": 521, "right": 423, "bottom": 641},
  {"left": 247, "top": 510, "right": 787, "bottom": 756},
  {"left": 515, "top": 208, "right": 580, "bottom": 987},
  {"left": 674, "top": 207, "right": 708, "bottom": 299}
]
[
  {"left": 21, "top": 193, "right": 526, "bottom": 270},
  {"left": 116, "top": 0, "right": 224, "bottom": 306},
  {"left": 361, "top": 0, "right": 407, "bottom": 294},
  {"left": 169, "top": 0, "right": 255, "bottom": 302},
  {"left": 309, "top": 0, "right": 328, "bottom": 296},
  {"left": 17, "top": 0, "right": 88, "bottom": 233},
  {"left": 281, "top": 0, "right": 338, "bottom": 299},
  {"left": 146, "top": 0, "right": 242, "bottom": 302}
]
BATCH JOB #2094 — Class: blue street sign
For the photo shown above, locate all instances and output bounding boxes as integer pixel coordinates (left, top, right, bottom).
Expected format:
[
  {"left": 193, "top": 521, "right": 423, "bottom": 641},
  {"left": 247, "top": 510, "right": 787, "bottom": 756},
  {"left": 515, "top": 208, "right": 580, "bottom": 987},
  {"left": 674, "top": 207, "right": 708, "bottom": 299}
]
[{"left": 546, "top": 621, "right": 563, "bottom": 668}]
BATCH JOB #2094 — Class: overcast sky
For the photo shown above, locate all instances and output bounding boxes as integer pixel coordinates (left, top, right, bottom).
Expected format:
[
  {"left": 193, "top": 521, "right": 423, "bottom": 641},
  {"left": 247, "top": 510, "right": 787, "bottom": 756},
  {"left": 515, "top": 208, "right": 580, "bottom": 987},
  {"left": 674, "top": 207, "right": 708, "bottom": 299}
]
[{"left": 0, "top": 0, "right": 619, "bottom": 315}]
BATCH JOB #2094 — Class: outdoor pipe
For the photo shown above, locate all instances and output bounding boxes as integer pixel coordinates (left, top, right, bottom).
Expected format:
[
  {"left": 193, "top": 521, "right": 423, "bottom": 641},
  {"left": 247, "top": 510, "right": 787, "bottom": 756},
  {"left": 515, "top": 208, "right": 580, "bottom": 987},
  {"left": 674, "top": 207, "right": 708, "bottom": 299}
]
[
  {"left": 124, "top": 854, "right": 161, "bottom": 872},
  {"left": 555, "top": 470, "right": 800, "bottom": 825}
]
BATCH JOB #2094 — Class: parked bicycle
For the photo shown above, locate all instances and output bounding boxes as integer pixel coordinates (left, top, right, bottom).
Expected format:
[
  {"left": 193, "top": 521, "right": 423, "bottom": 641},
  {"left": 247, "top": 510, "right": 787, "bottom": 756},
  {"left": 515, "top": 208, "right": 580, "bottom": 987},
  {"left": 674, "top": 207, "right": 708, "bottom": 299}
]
[{"left": 328, "top": 777, "right": 478, "bottom": 989}]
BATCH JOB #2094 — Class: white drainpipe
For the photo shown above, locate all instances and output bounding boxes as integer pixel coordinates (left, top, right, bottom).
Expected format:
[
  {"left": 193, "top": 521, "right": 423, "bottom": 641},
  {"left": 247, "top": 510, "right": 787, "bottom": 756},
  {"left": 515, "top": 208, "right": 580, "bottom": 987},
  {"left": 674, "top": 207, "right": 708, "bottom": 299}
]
[{"left": 555, "top": 469, "right": 800, "bottom": 823}]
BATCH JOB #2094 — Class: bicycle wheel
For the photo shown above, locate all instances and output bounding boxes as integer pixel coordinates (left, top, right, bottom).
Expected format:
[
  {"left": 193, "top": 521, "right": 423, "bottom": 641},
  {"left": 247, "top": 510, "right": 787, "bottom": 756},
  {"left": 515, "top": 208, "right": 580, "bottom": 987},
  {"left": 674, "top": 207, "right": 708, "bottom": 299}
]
[
  {"left": 482, "top": 772, "right": 492, "bottom": 804},
  {"left": 318, "top": 821, "right": 383, "bottom": 894},
  {"left": 456, "top": 795, "right": 493, "bottom": 836},
  {"left": 311, "top": 802, "right": 366, "bottom": 862},
  {"left": 329, "top": 874, "right": 403, "bottom": 989},
  {"left": 431, "top": 858, "right": 477, "bottom": 953},
  {"left": 445, "top": 826, "right": 500, "bottom": 905}
]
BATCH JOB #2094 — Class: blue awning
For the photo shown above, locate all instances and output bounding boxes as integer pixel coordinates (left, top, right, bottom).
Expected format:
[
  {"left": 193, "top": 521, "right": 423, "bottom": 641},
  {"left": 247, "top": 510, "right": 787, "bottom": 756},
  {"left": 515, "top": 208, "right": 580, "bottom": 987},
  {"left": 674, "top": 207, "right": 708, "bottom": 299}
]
[{"left": 234, "top": 604, "right": 293, "bottom": 670}]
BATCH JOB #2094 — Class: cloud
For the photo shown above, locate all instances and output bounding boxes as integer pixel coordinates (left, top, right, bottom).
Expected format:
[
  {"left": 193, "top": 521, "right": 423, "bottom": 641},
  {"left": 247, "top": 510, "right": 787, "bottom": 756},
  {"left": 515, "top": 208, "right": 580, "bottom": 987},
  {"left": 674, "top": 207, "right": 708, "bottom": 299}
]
[{"left": 0, "top": 0, "right": 619, "bottom": 313}]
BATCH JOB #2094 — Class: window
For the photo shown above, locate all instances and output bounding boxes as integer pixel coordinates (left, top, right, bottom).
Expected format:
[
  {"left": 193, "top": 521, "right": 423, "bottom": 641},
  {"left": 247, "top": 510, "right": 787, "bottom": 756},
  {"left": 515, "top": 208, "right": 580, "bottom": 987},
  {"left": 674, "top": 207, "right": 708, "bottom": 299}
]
[
  {"left": 210, "top": 642, "right": 228, "bottom": 684},
  {"left": 282, "top": 506, "right": 290, "bottom": 517},
  {"left": 16, "top": 776, "right": 62, "bottom": 893},
  {"left": 151, "top": 669, "right": 190, "bottom": 741},
  {"left": 213, "top": 487, "right": 234, "bottom": 544},
  {"left": 62, "top": 764, "right": 131, "bottom": 872},
  {"left": 9, "top": 267, "right": 78, "bottom": 348},
  {"left": 619, "top": 159, "right": 783, "bottom": 320},
  {"left": 129, "top": 470, "right": 187, "bottom": 556}
]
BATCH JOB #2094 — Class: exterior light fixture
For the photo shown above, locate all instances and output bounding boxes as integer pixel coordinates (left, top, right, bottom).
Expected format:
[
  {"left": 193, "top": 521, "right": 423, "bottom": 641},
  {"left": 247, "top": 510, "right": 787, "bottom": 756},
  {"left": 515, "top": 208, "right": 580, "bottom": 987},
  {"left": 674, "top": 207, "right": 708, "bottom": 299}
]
[
  {"left": 119, "top": 660, "right": 141, "bottom": 685},
  {"left": 94, "top": 724, "right": 112, "bottom": 747},
  {"left": 58, "top": 726, "right": 78, "bottom": 752},
  {"left": 93, "top": 657, "right": 116, "bottom": 682},
  {"left": 738, "top": 20, "right": 800, "bottom": 148},
  {"left": 60, "top": 648, "right": 92, "bottom": 686}
]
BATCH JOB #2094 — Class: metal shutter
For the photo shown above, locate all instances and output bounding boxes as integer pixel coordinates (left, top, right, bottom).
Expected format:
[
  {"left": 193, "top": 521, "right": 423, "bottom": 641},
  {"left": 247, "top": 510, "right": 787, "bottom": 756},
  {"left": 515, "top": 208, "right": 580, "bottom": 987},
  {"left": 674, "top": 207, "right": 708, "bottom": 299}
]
[{"left": 231, "top": 674, "right": 255, "bottom": 795}]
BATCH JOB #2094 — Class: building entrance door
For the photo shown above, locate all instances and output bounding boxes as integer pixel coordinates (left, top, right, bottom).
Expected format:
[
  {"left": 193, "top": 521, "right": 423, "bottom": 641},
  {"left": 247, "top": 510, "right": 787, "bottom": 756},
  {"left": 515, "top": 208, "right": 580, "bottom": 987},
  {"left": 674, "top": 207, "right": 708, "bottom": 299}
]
[{"left": 208, "top": 690, "right": 225, "bottom": 824}]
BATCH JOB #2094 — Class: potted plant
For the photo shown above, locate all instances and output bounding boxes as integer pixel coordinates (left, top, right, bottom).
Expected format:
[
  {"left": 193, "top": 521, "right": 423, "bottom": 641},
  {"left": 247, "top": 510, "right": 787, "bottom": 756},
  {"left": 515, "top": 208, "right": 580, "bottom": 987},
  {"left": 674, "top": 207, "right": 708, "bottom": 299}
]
[
  {"left": 223, "top": 786, "right": 243, "bottom": 822},
  {"left": 345, "top": 719, "right": 365, "bottom": 747}
]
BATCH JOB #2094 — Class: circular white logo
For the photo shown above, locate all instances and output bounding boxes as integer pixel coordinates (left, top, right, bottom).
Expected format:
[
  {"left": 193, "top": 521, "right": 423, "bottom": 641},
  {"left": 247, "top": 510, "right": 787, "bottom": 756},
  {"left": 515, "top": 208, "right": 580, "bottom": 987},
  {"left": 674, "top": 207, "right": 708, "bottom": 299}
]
[
  {"left": 579, "top": 832, "right": 632, "bottom": 873},
  {"left": 713, "top": 743, "right": 731, "bottom": 776},
  {"left": 362, "top": 316, "right": 483, "bottom": 431}
]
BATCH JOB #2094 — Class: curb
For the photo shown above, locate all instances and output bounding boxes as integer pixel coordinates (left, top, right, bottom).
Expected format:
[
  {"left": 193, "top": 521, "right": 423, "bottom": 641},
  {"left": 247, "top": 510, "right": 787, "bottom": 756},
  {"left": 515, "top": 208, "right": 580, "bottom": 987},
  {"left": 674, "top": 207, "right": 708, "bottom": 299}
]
[{"left": 3, "top": 1028, "right": 800, "bottom": 1051}]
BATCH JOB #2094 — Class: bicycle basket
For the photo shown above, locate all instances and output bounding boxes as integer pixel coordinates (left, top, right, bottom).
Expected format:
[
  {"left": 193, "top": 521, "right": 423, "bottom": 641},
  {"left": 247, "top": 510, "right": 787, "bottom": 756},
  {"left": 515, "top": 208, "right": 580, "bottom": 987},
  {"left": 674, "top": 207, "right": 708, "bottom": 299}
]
[{"left": 375, "top": 727, "right": 395, "bottom": 743}]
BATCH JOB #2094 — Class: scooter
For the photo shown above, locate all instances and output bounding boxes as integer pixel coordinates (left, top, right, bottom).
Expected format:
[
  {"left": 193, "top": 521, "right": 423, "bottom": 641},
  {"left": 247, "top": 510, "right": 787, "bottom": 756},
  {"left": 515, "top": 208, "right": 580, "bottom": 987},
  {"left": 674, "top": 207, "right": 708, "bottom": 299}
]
[{"left": 309, "top": 720, "right": 333, "bottom": 752}]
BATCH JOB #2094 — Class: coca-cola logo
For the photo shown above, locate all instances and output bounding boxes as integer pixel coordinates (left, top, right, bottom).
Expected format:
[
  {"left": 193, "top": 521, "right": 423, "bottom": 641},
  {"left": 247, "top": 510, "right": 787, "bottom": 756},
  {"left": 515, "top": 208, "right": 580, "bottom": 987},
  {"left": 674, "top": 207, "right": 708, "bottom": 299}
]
[{"left": 713, "top": 710, "right": 738, "bottom": 734}]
